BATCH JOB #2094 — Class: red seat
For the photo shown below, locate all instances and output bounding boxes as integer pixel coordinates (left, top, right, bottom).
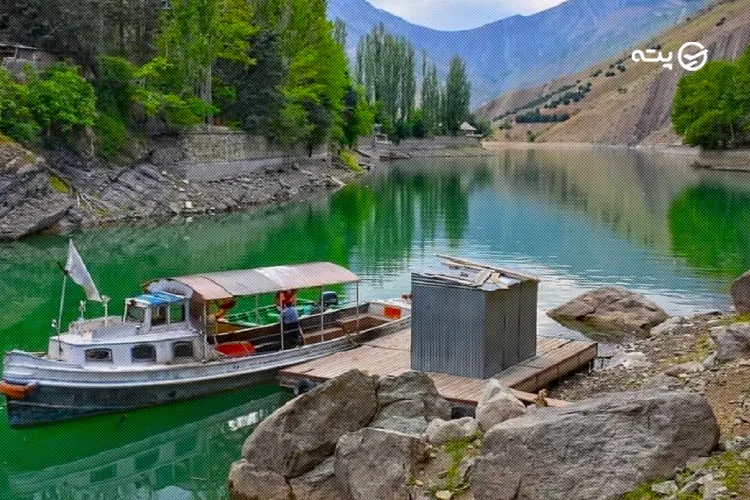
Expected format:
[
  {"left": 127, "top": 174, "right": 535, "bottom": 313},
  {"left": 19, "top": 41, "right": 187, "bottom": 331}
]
[{"left": 215, "top": 341, "right": 257, "bottom": 357}]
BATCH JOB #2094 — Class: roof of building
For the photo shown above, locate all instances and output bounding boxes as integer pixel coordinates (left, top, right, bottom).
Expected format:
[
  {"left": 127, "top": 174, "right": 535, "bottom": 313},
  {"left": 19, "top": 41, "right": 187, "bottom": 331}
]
[
  {"left": 413, "top": 255, "right": 539, "bottom": 291},
  {"left": 169, "top": 262, "right": 360, "bottom": 300},
  {"left": 459, "top": 122, "right": 477, "bottom": 132}
]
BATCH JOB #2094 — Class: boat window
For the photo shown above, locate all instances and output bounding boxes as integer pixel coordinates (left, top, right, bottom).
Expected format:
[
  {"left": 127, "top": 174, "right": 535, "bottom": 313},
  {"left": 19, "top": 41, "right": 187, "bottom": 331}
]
[
  {"left": 125, "top": 304, "right": 145, "bottom": 323},
  {"left": 85, "top": 349, "right": 113, "bottom": 363},
  {"left": 152, "top": 305, "right": 168, "bottom": 326},
  {"left": 173, "top": 341, "right": 194, "bottom": 358},
  {"left": 170, "top": 303, "right": 185, "bottom": 323},
  {"left": 132, "top": 344, "right": 157, "bottom": 362}
]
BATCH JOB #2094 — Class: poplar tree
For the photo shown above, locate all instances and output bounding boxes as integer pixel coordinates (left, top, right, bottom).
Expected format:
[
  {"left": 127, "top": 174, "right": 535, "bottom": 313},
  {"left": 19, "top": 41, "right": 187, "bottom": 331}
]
[
  {"left": 443, "top": 56, "right": 470, "bottom": 134},
  {"left": 355, "top": 24, "right": 416, "bottom": 125},
  {"left": 421, "top": 54, "right": 441, "bottom": 135}
]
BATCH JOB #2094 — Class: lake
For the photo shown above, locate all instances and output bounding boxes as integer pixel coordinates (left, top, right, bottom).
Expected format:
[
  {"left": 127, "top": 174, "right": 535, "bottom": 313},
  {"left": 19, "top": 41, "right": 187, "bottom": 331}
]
[{"left": 1, "top": 148, "right": 749, "bottom": 498}]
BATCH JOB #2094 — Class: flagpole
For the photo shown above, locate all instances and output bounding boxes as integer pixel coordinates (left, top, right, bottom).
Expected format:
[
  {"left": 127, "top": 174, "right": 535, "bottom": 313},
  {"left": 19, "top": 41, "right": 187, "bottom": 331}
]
[{"left": 56, "top": 273, "right": 67, "bottom": 354}]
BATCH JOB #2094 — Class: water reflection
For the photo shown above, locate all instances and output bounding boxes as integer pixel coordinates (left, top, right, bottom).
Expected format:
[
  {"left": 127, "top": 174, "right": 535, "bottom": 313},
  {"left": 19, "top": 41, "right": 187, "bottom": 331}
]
[
  {"left": 1, "top": 387, "right": 288, "bottom": 500},
  {"left": 669, "top": 183, "right": 750, "bottom": 280},
  {"left": 2, "top": 148, "right": 750, "bottom": 499},
  {"left": 2, "top": 149, "right": 750, "bottom": 351}
]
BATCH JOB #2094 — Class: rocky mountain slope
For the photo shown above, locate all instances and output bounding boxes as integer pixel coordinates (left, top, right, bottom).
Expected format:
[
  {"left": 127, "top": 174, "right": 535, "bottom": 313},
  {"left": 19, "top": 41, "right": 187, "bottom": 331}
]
[
  {"left": 476, "top": 0, "right": 750, "bottom": 145},
  {"left": 328, "top": 0, "right": 709, "bottom": 105}
]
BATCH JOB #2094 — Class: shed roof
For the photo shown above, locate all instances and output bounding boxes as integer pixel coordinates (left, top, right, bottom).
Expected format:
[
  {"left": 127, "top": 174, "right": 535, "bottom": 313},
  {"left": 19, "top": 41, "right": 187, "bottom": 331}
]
[
  {"left": 169, "top": 262, "right": 360, "bottom": 300},
  {"left": 460, "top": 121, "right": 477, "bottom": 131},
  {"left": 413, "top": 255, "right": 539, "bottom": 291}
]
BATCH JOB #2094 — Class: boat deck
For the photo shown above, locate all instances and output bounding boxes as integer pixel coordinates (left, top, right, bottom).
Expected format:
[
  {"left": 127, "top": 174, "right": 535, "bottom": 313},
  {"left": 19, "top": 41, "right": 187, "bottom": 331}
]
[{"left": 279, "top": 329, "right": 597, "bottom": 408}]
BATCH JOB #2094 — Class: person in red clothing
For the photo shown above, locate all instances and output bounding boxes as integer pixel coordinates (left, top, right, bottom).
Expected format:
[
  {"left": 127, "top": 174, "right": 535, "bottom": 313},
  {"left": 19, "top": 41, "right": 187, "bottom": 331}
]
[{"left": 275, "top": 289, "right": 297, "bottom": 310}]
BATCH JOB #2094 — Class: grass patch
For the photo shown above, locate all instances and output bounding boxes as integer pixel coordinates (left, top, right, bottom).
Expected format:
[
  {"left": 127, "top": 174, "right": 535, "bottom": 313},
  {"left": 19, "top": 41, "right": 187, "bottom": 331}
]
[
  {"left": 49, "top": 175, "right": 71, "bottom": 194},
  {"left": 720, "top": 313, "right": 750, "bottom": 326},
  {"left": 624, "top": 450, "right": 750, "bottom": 500},
  {"left": 428, "top": 436, "right": 481, "bottom": 495},
  {"left": 705, "top": 451, "right": 750, "bottom": 493},
  {"left": 668, "top": 329, "right": 713, "bottom": 365},
  {"left": 340, "top": 148, "right": 362, "bottom": 172}
]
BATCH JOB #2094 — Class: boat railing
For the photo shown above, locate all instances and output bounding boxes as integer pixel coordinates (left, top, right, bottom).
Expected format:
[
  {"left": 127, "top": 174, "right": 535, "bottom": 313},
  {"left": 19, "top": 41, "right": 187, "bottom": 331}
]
[{"left": 68, "top": 317, "right": 124, "bottom": 336}]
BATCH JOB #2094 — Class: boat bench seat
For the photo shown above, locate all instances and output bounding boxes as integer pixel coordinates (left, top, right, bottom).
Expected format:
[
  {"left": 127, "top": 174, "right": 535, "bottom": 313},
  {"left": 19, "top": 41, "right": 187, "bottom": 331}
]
[
  {"left": 336, "top": 315, "right": 388, "bottom": 333},
  {"left": 303, "top": 326, "right": 345, "bottom": 343}
]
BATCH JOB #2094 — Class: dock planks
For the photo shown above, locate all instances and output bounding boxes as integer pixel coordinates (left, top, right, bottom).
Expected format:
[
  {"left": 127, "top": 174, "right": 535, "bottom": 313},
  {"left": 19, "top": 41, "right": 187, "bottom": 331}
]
[{"left": 278, "top": 329, "right": 597, "bottom": 408}]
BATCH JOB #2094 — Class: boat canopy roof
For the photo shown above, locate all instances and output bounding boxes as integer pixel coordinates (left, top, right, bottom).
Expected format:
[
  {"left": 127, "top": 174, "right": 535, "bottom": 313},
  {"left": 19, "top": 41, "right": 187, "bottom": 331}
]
[{"left": 167, "top": 262, "right": 360, "bottom": 300}]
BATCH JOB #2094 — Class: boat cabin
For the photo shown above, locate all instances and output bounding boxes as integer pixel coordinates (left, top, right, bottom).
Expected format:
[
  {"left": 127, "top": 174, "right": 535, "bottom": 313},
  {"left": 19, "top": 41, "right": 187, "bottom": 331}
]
[
  {"left": 48, "top": 291, "right": 201, "bottom": 366},
  {"left": 45, "top": 263, "right": 406, "bottom": 368}
]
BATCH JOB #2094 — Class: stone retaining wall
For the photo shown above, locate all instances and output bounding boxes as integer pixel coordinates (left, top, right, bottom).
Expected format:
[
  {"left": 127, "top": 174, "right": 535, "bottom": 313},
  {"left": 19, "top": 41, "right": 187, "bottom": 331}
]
[{"left": 152, "top": 127, "right": 329, "bottom": 181}]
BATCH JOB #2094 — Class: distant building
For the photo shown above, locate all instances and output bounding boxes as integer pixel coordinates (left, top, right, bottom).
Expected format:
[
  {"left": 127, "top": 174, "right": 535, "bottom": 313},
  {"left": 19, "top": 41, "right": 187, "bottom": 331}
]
[
  {"left": 1, "top": 42, "right": 58, "bottom": 78},
  {"left": 459, "top": 121, "right": 481, "bottom": 137}
]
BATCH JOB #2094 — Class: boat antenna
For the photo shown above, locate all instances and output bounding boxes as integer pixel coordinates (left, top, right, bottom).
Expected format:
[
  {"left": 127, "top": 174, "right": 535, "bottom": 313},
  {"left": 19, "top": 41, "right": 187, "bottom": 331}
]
[{"left": 102, "top": 295, "right": 111, "bottom": 326}]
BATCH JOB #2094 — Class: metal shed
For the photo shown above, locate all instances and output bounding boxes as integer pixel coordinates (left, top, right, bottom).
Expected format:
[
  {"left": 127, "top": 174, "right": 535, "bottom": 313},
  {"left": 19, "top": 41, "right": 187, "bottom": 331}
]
[{"left": 411, "top": 256, "right": 539, "bottom": 379}]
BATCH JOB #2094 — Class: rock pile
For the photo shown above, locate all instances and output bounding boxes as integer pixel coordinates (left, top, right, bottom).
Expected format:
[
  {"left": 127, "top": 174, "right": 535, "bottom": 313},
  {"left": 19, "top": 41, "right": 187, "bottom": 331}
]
[
  {"left": 229, "top": 369, "right": 719, "bottom": 500},
  {"left": 228, "top": 369, "right": 466, "bottom": 500}
]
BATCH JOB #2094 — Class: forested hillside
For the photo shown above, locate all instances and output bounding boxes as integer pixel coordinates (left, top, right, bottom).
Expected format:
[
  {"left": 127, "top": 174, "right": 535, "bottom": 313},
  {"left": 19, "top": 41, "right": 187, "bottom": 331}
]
[{"left": 0, "top": 0, "right": 370, "bottom": 159}]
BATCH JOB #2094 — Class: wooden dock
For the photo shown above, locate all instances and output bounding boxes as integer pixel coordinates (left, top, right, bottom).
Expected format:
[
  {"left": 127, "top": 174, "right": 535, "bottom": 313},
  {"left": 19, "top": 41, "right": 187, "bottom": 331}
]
[{"left": 279, "top": 329, "right": 597, "bottom": 408}]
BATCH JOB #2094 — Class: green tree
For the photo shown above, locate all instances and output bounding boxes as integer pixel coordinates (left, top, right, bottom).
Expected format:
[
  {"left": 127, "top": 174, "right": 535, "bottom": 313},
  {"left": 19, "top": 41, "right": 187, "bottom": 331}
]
[
  {"left": 672, "top": 47, "right": 750, "bottom": 149},
  {"left": 333, "top": 18, "right": 347, "bottom": 49},
  {"left": 259, "top": 0, "right": 349, "bottom": 149},
  {"left": 355, "top": 24, "right": 416, "bottom": 124},
  {"left": 157, "top": 0, "right": 256, "bottom": 113},
  {"left": 342, "top": 85, "right": 374, "bottom": 147},
  {"left": 421, "top": 55, "right": 442, "bottom": 135},
  {"left": 5, "top": 0, "right": 165, "bottom": 72},
  {"left": 216, "top": 29, "right": 285, "bottom": 132},
  {"left": 27, "top": 63, "right": 97, "bottom": 137},
  {"left": 0, "top": 67, "right": 40, "bottom": 143},
  {"left": 443, "top": 56, "right": 471, "bottom": 134}
]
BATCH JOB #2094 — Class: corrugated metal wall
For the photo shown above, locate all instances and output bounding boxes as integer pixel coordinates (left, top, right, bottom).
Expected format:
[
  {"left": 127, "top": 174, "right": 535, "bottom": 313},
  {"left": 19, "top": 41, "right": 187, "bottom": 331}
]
[{"left": 411, "top": 274, "right": 537, "bottom": 378}]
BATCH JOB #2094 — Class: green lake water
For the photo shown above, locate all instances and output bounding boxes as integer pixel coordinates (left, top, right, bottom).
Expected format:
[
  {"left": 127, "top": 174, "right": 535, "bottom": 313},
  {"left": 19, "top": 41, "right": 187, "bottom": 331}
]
[{"left": 2, "top": 148, "right": 750, "bottom": 498}]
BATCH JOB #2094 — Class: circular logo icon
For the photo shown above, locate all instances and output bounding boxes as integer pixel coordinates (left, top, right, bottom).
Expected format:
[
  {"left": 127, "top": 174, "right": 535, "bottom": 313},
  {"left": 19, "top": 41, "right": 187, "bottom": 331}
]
[{"left": 678, "top": 42, "right": 708, "bottom": 72}]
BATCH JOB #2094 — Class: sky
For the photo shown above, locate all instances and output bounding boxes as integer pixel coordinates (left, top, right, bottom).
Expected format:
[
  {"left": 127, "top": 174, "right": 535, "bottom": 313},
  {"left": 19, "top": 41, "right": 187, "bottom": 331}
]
[{"left": 367, "top": 0, "right": 568, "bottom": 31}]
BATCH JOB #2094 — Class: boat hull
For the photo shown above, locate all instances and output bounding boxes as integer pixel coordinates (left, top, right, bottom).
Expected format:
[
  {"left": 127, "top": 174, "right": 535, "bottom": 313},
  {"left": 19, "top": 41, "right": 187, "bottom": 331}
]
[
  {"left": 5, "top": 369, "right": 276, "bottom": 428},
  {"left": 2, "top": 315, "right": 410, "bottom": 427}
]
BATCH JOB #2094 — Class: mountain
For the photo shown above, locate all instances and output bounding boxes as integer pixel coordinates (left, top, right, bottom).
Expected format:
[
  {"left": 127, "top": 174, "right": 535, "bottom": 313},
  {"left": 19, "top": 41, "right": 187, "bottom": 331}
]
[
  {"left": 327, "top": 0, "right": 710, "bottom": 105},
  {"left": 475, "top": 0, "right": 750, "bottom": 145}
]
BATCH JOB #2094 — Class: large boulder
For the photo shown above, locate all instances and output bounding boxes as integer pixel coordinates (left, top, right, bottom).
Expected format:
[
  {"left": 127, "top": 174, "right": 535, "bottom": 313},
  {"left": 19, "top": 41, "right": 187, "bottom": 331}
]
[
  {"left": 475, "top": 379, "right": 525, "bottom": 432},
  {"left": 471, "top": 391, "right": 719, "bottom": 500},
  {"left": 228, "top": 460, "right": 291, "bottom": 500},
  {"left": 426, "top": 417, "right": 480, "bottom": 445},
  {"left": 732, "top": 271, "right": 750, "bottom": 314},
  {"left": 548, "top": 286, "right": 668, "bottom": 335},
  {"left": 241, "top": 369, "right": 378, "bottom": 478},
  {"left": 288, "top": 458, "right": 350, "bottom": 500},
  {"left": 334, "top": 427, "right": 428, "bottom": 500},
  {"left": 370, "top": 371, "right": 451, "bottom": 435},
  {"left": 711, "top": 323, "right": 750, "bottom": 363}
]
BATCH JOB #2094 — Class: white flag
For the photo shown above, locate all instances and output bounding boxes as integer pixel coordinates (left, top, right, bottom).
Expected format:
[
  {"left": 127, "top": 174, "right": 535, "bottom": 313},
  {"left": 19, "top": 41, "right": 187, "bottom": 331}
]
[{"left": 65, "top": 240, "right": 102, "bottom": 302}]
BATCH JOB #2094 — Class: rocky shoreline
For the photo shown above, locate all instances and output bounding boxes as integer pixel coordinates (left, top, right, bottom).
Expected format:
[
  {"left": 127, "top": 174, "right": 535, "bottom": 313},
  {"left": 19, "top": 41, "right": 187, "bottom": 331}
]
[
  {"left": 227, "top": 278, "right": 750, "bottom": 500},
  {"left": 0, "top": 140, "right": 358, "bottom": 241}
]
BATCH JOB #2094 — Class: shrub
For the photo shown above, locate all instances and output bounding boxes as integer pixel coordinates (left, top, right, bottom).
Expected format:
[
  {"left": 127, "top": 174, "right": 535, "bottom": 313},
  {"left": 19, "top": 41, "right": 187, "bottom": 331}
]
[
  {"left": 26, "top": 63, "right": 97, "bottom": 137},
  {"left": 0, "top": 67, "right": 41, "bottom": 143}
]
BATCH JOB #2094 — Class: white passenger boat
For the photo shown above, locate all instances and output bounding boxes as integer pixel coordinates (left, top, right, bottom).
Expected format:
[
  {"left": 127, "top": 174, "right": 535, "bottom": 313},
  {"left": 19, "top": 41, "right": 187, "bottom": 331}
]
[{"left": 1, "top": 251, "right": 410, "bottom": 427}]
